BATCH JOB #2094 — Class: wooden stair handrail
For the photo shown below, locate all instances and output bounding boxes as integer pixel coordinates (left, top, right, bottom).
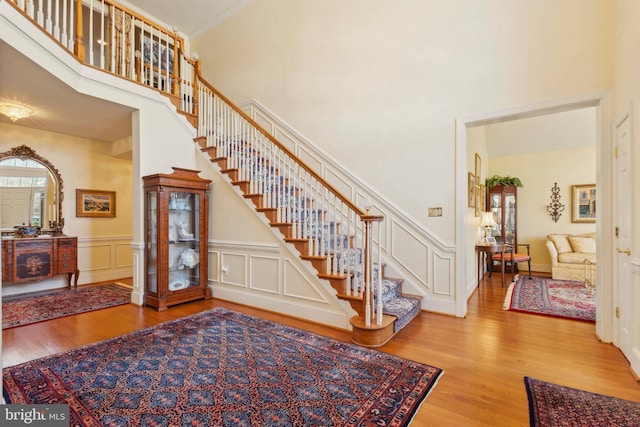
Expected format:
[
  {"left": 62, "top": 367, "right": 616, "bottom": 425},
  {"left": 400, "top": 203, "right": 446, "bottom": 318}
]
[{"left": 193, "top": 65, "right": 382, "bottom": 222}]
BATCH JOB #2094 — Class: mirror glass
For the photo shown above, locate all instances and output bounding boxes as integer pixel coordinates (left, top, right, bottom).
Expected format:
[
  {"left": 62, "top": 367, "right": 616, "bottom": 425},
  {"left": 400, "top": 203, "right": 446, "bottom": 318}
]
[{"left": 0, "top": 145, "right": 63, "bottom": 235}]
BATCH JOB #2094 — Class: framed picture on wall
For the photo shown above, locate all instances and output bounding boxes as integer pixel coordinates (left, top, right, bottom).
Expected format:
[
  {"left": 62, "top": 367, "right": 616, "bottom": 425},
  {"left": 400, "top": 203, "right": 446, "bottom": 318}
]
[
  {"left": 468, "top": 172, "right": 476, "bottom": 208},
  {"left": 571, "top": 184, "right": 595, "bottom": 223},
  {"left": 76, "top": 189, "right": 116, "bottom": 218},
  {"left": 475, "top": 153, "right": 481, "bottom": 179},
  {"left": 467, "top": 172, "right": 476, "bottom": 208}
]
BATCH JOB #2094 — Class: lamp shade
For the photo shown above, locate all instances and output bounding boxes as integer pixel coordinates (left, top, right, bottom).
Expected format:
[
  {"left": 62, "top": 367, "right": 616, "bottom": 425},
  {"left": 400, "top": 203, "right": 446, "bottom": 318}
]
[{"left": 479, "top": 211, "right": 497, "bottom": 227}]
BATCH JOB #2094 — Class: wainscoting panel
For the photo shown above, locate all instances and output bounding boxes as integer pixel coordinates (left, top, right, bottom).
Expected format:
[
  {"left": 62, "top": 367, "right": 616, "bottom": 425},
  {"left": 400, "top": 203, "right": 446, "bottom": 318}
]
[
  {"left": 249, "top": 255, "right": 280, "bottom": 294},
  {"left": 220, "top": 253, "right": 247, "bottom": 287},
  {"left": 209, "top": 240, "right": 352, "bottom": 330},
  {"left": 283, "top": 259, "right": 329, "bottom": 303},
  {"left": 432, "top": 251, "right": 453, "bottom": 296},
  {"left": 274, "top": 127, "right": 301, "bottom": 157},
  {"left": 326, "top": 167, "right": 356, "bottom": 202},
  {"left": 297, "top": 144, "right": 324, "bottom": 175},
  {"left": 77, "top": 236, "right": 133, "bottom": 285},
  {"left": 390, "top": 219, "right": 428, "bottom": 286},
  {"left": 115, "top": 242, "right": 134, "bottom": 269}
]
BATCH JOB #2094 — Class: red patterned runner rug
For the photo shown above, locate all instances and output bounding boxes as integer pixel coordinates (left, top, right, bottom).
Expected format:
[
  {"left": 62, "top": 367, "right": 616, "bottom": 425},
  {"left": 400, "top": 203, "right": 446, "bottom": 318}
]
[
  {"left": 3, "top": 307, "right": 442, "bottom": 426},
  {"left": 524, "top": 376, "right": 640, "bottom": 426},
  {"left": 2, "top": 284, "right": 132, "bottom": 329},
  {"left": 503, "top": 275, "right": 595, "bottom": 322}
]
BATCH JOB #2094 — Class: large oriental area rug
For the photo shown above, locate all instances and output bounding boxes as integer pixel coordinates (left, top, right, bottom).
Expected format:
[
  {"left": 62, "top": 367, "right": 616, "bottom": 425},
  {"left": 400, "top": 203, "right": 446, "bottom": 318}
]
[
  {"left": 503, "top": 275, "right": 595, "bottom": 322},
  {"left": 524, "top": 376, "right": 640, "bottom": 427},
  {"left": 2, "top": 284, "right": 132, "bottom": 329},
  {"left": 3, "top": 307, "right": 443, "bottom": 427}
]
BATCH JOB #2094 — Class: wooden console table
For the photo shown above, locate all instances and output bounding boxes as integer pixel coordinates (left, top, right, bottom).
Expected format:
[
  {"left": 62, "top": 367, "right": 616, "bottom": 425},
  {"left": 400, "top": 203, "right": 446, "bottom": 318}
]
[
  {"left": 1, "top": 236, "right": 79, "bottom": 287},
  {"left": 476, "top": 243, "right": 509, "bottom": 288}
]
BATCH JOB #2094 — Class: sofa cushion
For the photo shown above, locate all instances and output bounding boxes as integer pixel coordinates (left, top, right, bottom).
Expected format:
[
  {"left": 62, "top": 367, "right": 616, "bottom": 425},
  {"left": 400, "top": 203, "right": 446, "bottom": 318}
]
[
  {"left": 558, "top": 252, "right": 596, "bottom": 264},
  {"left": 549, "top": 234, "right": 573, "bottom": 254},
  {"left": 568, "top": 236, "right": 596, "bottom": 254}
]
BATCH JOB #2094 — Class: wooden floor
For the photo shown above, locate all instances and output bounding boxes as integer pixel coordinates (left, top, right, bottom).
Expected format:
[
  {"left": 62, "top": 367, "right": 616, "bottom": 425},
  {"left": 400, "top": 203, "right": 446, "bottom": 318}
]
[{"left": 3, "top": 274, "right": 640, "bottom": 426}]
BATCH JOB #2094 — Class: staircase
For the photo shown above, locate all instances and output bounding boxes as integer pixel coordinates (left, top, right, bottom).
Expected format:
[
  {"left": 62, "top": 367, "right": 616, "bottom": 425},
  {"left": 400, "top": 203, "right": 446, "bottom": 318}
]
[
  {"left": 5, "top": 0, "right": 423, "bottom": 346},
  {"left": 193, "top": 131, "right": 422, "bottom": 346}
]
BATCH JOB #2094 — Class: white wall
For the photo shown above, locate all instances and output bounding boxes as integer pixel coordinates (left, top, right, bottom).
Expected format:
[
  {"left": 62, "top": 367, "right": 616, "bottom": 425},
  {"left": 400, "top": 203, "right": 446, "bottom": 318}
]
[{"left": 192, "top": 0, "right": 613, "bottom": 246}]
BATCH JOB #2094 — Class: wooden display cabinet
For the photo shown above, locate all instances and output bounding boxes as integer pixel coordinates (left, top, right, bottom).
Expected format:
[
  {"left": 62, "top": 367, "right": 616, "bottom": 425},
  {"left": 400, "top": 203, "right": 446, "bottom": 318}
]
[
  {"left": 487, "top": 184, "right": 518, "bottom": 246},
  {"left": 143, "top": 168, "right": 212, "bottom": 311}
]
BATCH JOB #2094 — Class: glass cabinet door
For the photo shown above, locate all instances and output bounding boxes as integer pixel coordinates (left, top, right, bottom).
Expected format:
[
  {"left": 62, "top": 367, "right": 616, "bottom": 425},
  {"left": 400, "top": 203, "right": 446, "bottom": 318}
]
[
  {"left": 490, "top": 193, "right": 502, "bottom": 240},
  {"left": 168, "top": 191, "right": 200, "bottom": 292},
  {"left": 146, "top": 191, "right": 158, "bottom": 294},
  {"left": 504, "top": 193, "right": 516, "bottom": 244}
]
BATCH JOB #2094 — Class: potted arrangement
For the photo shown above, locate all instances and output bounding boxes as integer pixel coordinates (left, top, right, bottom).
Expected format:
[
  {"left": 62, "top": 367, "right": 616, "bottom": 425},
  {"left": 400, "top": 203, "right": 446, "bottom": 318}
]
[{"left": 485, "top": 175, "right": 523, "bottom": 189}]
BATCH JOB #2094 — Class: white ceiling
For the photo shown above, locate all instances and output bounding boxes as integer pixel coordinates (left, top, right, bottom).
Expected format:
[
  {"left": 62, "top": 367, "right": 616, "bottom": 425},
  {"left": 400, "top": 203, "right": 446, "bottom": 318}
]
[
  {"left": 0, "top": 40, "right": 135, "bottom": 142},
  {"left": 121, "top": 0, "right": 253, "bottom": 38}
]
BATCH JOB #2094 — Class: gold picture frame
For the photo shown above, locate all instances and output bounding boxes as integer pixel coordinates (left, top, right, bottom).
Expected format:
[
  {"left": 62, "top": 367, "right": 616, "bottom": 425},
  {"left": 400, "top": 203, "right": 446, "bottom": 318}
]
[
  {"left": 475, "top": 153, "right": 481, "bottom": 180},
  {"left": 468, "top": 172, "right": 476, "bottom": 208},
  {"left": 76, "top": 189, "right": 116, "bottom": 218},
  {"left": 571, "top": 184, "right": 596, "bottom": 223}
]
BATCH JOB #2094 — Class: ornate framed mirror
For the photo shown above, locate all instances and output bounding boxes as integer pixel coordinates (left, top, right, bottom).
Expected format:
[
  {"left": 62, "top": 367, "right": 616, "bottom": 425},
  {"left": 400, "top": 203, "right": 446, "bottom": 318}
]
[{"left": 0, "top": 145, "right": 64, "bottom": 235}]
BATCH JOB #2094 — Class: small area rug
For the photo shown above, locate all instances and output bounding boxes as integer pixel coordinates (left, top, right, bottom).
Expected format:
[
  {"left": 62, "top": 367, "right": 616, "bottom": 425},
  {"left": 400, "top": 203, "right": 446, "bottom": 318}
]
[
  {"left": 524, "top": 376, "right": 640, "bottom": 427},
  {"left": 503, "top": 275, "right": 595, "bottom": 322},
  {"left": 3, "top": 307, "right": 442, "bottom": 427},
  {"left": 2, "top": 284, "right": 132, "bottom": 329}
]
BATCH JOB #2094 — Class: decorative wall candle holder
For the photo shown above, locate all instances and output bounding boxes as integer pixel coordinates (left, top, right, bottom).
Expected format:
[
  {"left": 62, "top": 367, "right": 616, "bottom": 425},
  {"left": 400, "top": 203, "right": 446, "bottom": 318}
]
[{"left": 546, "top": 182, "right": 565, "bottom": 222}]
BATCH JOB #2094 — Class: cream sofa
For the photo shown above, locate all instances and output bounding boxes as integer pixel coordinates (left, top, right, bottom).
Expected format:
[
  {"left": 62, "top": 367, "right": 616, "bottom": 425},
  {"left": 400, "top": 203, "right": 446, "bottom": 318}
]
[{"left": 545, "top": 233, "right": 596, "bottom": 282}]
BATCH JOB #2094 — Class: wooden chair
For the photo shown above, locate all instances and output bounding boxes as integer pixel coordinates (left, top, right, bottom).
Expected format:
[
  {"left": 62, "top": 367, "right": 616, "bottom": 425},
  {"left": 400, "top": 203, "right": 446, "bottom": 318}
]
[{"left": 490, "top": 243, "right": 532, "bottom": 280}]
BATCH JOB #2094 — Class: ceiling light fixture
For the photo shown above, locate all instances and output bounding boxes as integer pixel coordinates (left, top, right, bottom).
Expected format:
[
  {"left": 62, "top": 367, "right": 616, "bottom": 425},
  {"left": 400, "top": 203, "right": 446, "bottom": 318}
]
[{"left": 0, "top": 102, "right": 33, "bottom": 122}]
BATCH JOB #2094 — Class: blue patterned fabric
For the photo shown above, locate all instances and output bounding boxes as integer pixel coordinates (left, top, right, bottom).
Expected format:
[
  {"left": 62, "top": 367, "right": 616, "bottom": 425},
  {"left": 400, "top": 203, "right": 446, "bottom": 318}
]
[{"left": 3, "top": 308, "right": 443, "bottom": 426}]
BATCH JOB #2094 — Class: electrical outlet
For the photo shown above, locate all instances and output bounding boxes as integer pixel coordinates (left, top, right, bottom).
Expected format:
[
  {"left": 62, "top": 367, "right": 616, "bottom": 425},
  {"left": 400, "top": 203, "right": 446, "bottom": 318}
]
[{"left": 428, "top": 207, "right": 442, "bottom": 217}]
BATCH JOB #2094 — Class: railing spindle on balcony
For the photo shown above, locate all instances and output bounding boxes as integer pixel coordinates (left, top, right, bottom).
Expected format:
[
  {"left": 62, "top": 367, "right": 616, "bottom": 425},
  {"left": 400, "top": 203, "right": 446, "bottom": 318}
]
[{"left": 8, "top": 0, "right": 386, "bottom": 329}]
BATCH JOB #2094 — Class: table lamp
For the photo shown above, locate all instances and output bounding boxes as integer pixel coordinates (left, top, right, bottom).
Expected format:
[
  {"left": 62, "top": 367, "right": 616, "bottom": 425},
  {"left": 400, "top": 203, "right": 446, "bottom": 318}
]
[{"left": 479, "top": 211, "right": 497, "bottom": 243}]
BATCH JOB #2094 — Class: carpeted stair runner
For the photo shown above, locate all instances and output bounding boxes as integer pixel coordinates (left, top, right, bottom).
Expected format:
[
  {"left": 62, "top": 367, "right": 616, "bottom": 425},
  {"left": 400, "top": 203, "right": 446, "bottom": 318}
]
[{"left": 336, "top": 249, "right": 422, "bottom": 332}]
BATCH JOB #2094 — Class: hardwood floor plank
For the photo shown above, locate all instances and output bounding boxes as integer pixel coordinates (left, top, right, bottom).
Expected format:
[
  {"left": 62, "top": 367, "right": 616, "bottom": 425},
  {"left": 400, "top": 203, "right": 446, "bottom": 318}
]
[{"left": 2, "top": 274, "right": 639, "bottom": 425}]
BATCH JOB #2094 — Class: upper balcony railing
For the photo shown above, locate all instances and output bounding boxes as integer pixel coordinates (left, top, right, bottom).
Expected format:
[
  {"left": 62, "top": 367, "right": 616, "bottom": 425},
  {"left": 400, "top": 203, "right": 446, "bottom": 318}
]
[{"left": 7, "top": 0, "right": 387, "bottom": 331}]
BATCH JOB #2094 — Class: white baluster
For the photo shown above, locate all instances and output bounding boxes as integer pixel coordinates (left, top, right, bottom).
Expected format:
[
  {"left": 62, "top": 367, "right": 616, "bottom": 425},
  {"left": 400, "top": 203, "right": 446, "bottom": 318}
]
[
  {"left": 109, "top": 5, "right": 115, "bottom": 73},
  {"left": 51, "top": 0, "right": 59, "bottom": 39},
  {"left": 62, "top": 0, "right": 68, "bottom": 47},
  {"left": 40, "top": 0, "right": 48, "bottom": 30},
  {"left": 100, "top": 0, "right": 105, "bottom": 69}
]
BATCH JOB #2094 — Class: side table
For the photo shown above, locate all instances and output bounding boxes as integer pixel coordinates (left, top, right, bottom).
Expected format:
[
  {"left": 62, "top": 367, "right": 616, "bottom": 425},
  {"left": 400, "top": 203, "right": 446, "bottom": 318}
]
[{"left": 476, "top": 244, "right": 508, "bottom": 287}]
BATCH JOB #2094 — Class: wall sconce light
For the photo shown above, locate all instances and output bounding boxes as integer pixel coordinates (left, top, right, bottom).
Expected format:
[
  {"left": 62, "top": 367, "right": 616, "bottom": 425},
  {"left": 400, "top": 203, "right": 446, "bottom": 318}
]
[
  {"left": 0, "top": 102, "right": 32, "bottom": 122},
  {"left": 546, "top": 182, "right": 565, "bottom": 222}
]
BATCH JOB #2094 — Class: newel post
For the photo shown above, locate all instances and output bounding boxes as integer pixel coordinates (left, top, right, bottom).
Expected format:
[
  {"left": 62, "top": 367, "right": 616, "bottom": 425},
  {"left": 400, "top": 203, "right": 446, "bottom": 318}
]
[
  {"left": 362, "top": 214, "right": 384, "bottom": 326},
  {"left": 73, "top": 0, "right": 84, "bottom": 60}
]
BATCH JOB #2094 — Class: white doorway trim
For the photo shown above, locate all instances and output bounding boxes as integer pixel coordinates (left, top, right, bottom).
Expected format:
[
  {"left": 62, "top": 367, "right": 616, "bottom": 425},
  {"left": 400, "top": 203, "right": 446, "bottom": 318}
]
[{"left": 455, "top": 92, "right": 612, "bottom": 343}]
